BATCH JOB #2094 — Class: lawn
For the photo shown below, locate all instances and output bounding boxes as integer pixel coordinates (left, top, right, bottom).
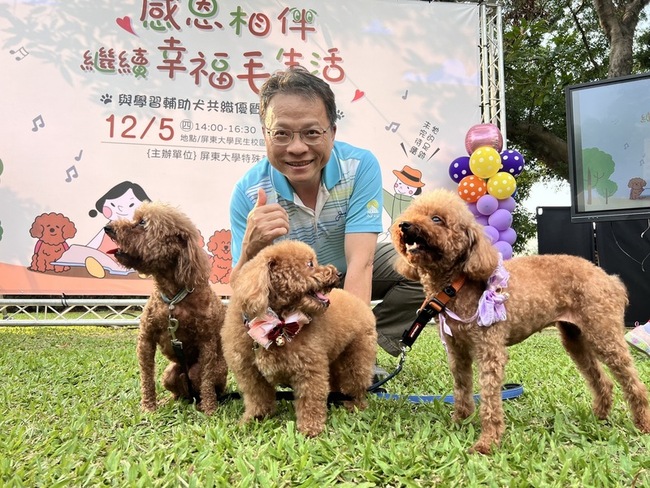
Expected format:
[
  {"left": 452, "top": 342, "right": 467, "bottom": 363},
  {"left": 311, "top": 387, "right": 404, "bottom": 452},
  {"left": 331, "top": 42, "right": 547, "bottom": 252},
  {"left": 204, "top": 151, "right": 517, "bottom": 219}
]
[{"left": 1, "top": 326, "right": 649, "bottom": 487}]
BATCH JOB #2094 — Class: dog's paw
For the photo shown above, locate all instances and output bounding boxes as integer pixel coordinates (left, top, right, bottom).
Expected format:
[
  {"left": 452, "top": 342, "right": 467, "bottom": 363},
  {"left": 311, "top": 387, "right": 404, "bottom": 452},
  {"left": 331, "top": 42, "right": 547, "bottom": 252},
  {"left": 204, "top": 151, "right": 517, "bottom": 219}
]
[
  {"left": 469, "top": 436, "right": 498, "bottom": 455},
  {"left": 297, "top": 422, "right": 325, "bottom": 437},
  {"left": 140, "top": 401, "right": 157, "bottom": 412}
]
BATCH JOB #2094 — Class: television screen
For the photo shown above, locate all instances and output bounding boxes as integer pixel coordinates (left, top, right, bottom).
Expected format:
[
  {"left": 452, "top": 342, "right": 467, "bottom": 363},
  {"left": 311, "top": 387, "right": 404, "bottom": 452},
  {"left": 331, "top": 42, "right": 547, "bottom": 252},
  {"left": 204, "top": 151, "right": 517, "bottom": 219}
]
[{"left": 565, "top": 72, "right": 650, "bottom": 223}]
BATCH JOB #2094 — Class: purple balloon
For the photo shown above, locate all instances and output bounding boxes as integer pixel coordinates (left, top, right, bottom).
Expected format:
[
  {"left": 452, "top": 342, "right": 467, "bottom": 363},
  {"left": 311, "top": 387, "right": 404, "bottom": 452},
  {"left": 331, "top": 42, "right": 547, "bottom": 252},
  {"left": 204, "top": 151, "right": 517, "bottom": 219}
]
[
  {"left": 476, "top": 194, "right": 499, "bottom": 216},
  {"left": 467, "top": 202, "right": 481, "bottom": 216},
  {"left": 499, "top": 227, "right": 517, "bottom": 245},
  {"left": 449, "top": 156, "right": 471, "bottom": 183},
  {"left": 498, "top": 196, "right": 516, "bottom": 213},
  {"left": 500, "top": 150, "right": 525, "bottom": 177},
  {"left": 488, "top": 208, "right": 512, "bottom": 231},
  {"left": 494, "top": 240, "right": 513, "bottom": 260},
  {"left": 483, "top": 225, "right": 500, "bottom": 244},
  {"left": 475, "top": 215, "right": 489, "bottom": 226}
]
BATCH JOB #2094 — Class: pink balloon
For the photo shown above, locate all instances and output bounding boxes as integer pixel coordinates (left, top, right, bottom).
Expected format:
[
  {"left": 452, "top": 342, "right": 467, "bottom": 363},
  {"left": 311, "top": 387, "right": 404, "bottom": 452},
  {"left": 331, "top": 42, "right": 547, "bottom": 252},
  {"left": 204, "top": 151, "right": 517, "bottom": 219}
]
[
  {"left": 476, "top": 194, "right": 499, "bottom": 216},
  {"left": 499, "top": 227, "right": 517, "bottom": 245},
  {"left": 465, "top": 123, "right": 504, "bottom": 155},
  {"left": 498, "top": 196, "right": 516, "bottom": 212},
  {"left": 494, "top": 240, "right": 513, "bottom": 260},
  {"left": 488, "top": 208, "right": 512, "bottom": 231},
  {"left": 483, "top": 225, "right": 500, "bottom": 244}
]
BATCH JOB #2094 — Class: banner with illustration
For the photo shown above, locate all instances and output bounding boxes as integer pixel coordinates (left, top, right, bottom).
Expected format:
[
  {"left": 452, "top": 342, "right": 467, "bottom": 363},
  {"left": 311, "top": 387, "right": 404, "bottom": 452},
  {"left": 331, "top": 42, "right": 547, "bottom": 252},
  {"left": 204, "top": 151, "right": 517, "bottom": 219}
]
[{"left": 0, "top": 0, "right": 481, "bottom": 296}]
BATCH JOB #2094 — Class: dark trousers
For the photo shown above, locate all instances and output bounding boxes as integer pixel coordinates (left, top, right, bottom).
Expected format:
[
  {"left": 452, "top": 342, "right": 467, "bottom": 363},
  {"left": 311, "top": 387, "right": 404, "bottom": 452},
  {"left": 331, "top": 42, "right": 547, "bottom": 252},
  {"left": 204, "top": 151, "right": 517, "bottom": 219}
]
[{"left": 343, "top": 242, "right": 425, "bottom": 357}]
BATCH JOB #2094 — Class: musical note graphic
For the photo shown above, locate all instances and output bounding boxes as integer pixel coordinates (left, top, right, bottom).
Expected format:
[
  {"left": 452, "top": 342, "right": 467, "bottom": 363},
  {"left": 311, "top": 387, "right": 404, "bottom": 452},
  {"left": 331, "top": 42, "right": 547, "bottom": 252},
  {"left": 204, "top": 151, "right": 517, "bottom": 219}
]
[
  {"left": 385, "top": 122, "right": 400, "bottom": 132},
  {"left": 31, "top": 115, "right": 45, "bottom": 132},
  {"left": 9, "top": 46, "right": 29, "bottom": 61},
  {"left": 402, "top": 90, "right": 409, "bottom": 100},
  {"left": 74, "top": 150, "right": 83, "bottom": 161},
  {"left": 65, "top": 166, "right": 78, "bottom": 182}
]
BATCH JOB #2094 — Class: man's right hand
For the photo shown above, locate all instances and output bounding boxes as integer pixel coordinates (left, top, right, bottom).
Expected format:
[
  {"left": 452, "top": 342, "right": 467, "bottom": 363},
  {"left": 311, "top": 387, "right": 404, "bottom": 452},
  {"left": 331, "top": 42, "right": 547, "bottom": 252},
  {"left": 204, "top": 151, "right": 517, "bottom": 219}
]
[{"left": 241, "top": 188, "right": 289, "bottom": 261}]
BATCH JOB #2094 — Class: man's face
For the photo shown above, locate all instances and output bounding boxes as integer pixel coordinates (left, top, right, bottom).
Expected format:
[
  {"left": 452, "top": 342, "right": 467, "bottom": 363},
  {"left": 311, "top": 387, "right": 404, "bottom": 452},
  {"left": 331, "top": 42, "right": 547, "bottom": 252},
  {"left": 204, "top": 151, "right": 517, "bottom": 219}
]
[{"left": 263, "top": 93, "right": 336, "bottom": 189}]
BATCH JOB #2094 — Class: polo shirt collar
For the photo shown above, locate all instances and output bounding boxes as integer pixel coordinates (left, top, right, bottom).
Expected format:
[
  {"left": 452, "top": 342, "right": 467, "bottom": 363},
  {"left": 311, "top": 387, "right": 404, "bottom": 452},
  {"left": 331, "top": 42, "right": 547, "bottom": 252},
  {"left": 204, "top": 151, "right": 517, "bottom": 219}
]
[{"left": 269, "top": 149, "right": 342, "bottom": 201}]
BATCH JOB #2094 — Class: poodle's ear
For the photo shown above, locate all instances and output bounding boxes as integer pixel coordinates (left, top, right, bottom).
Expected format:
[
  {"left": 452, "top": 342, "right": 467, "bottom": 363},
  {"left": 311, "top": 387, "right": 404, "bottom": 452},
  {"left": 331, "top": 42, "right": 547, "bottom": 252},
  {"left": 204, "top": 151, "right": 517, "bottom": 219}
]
[
  {"left": 394, "top": 255, "right": 420, "bottom": 282},
  {"left": 62, "top": 219, "right": 77, "bottom": 240},
  {"left": 29, "top": 217, "right": 44, "bottom": 239},
  {"left": 176, "top": 235, "right": 210, "bottom": 288},
  {"left": 233, "top": 258, "right": 272, "bottom": 318},
  {"left": 461, "top": 224, "right": 499, "bottom": 282}
]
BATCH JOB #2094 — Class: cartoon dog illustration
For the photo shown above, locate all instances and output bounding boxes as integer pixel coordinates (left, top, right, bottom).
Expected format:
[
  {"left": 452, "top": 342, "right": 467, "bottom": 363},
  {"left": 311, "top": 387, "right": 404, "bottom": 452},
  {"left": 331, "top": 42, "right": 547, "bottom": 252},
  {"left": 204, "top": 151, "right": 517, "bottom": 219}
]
[
  {"left": 29, "top": 212, "right": 77, "bottom": 272},
  {"left": 628, "top": 177, "right": 646, "bottom": 200},
  {"left": 207, "top": 229, "right": 232, "bottom": 284}
]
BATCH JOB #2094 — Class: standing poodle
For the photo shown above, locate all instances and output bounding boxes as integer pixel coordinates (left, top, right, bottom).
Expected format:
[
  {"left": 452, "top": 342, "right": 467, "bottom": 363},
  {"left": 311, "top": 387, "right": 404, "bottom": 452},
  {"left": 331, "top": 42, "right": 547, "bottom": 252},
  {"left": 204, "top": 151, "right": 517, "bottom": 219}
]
[
  {"left": 391, "top": 189, "right": 650, "bottom": 454},
  {"left": 29, "top": 212, "right": 77, "bottom": 272},
  {"left": 105, "top": 202, "right": 228, "bottom": 414},
  {"left": 222, "top": 240, "right": 377, "bottom": 437}
]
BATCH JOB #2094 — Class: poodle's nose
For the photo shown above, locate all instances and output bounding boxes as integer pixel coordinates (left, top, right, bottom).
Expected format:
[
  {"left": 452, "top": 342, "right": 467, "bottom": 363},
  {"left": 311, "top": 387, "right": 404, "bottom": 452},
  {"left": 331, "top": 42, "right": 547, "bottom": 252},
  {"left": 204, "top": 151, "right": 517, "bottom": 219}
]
[
  {"left": 399, "top": 222, "right": 411, "bottom": 231},
  {"left": 104, "top": 225, "right": 115, "bottom": 237}
]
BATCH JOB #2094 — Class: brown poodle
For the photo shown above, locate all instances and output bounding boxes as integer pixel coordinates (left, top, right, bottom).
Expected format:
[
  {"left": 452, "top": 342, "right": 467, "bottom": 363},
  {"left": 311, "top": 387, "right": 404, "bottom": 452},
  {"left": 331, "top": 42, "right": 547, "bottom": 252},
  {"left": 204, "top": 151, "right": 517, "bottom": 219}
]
[
  {"left": 391, "top": 188, "right": 650, "bottom": 454},
  {"left": 29, "top": 212, "right": 77, "bottom": 272},
  {"left": 222, "top": 240, "right": 377, "bottom": 437},
  {"left": 105, "top": 201, "right": 228, "bottom": 415}
]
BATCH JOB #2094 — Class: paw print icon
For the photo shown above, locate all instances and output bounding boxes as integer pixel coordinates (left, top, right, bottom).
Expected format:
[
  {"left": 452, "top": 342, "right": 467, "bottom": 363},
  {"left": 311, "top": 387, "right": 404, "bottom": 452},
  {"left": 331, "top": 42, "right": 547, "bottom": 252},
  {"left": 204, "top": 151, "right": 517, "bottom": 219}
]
[{"left": 100, "top": 94, "right": 112, "bottom": 105}]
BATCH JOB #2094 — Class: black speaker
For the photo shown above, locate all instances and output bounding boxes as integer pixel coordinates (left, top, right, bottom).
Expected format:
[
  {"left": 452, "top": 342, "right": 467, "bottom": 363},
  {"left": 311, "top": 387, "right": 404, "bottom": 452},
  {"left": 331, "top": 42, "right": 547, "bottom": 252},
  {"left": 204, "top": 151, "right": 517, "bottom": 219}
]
[
  {"left": 595, "top": 220, "right": 650, "bottom": 326},
  {"left": 536, "top": 206, "right": 595, "bottom": 261}
]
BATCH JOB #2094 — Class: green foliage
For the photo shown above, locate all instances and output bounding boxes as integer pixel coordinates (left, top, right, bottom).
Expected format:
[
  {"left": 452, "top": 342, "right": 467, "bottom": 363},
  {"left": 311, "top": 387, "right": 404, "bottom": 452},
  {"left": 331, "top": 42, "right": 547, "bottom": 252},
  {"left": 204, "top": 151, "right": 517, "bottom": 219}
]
[{"left": 1, "top": 326, "right": 650, "bottom": 486}]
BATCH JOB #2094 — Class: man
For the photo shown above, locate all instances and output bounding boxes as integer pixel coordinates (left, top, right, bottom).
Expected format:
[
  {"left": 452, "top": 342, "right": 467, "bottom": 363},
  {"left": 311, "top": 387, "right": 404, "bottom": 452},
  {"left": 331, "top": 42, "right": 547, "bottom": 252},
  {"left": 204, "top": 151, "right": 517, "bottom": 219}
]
[{"left": 230, "top": 66, "right": 424, "bottom": 361}]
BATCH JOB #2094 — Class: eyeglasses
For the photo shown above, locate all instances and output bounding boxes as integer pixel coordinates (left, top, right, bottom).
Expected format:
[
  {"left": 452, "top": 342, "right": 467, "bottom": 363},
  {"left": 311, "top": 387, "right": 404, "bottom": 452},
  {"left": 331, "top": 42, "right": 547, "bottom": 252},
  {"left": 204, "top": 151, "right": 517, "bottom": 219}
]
[{"left": 263, "top": 126, "right": 331, "bottom": 146}]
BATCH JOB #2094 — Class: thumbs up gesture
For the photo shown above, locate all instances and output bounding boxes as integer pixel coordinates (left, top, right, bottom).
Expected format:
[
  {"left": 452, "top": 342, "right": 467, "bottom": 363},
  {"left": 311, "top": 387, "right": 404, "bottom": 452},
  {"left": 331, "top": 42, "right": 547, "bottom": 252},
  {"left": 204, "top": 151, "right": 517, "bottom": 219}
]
[{"left": 242, "top": 188, "right": 289, "bottom": 260}]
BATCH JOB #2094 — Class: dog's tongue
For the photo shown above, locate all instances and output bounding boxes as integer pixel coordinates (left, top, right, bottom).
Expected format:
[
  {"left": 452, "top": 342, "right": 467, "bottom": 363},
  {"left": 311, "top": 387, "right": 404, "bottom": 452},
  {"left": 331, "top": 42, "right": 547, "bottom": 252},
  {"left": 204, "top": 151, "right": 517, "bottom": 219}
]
[
  {"left": 315, "top": 291, "right": 330, "bottom": 304},
  {"left": 106, "top": 248, "right": 118, "bottom": 255}
]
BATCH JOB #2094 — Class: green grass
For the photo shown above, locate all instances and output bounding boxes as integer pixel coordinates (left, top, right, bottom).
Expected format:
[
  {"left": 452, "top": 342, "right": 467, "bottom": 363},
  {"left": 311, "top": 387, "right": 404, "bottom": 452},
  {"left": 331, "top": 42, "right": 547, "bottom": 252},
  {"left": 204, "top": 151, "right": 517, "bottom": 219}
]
[{"left": 1, "top": 327, "right": 650, "bottom": 487}]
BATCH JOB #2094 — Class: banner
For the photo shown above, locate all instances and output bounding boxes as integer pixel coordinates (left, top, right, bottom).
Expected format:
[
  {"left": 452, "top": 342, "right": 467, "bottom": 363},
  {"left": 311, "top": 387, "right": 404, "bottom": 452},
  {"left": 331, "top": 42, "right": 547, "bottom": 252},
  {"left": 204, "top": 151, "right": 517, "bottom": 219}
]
[{"left": 0, "top": 0, "right": 481, "bottom": 295}]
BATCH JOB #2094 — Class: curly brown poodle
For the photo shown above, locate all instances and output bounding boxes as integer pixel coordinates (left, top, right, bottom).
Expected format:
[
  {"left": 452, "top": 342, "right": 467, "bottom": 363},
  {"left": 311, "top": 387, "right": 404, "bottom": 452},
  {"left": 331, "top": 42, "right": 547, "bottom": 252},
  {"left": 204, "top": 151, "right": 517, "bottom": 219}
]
[
  {"left": 391, "top": 188, "right": 650, "bottom": 454},
  {"left": 222, "top": 240, "right": 377, "bottom": 437},
  {"left": 105, "top": 201, "right": 228, "bottom": 414},
  {"left": 29, "top": 212, "right": 77, "bottom": 273}
]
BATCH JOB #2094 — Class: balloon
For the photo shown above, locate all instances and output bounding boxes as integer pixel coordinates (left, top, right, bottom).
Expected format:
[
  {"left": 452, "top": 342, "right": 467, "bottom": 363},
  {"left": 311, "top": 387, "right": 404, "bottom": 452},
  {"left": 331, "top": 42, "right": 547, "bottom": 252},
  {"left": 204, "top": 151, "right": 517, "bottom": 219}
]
[
  {"left": 494, "top": 240, "right": 513, "bottom": 260},
  {"left": 449, "top": 156, "right": 471, "bottom": 183},
  {"left": 475, "top": 215, "right": 489, "bottom": 226},
  {"left": 488, "top": 208, "right": 513, "bottom": 231},
  {"left": 487, "top": 172, "right": 517, "bottom": 199},
  {"left": 499, "top": 227, "right": 517, "bottom": 245},
  {"left": 465, "top": 123, "right": 503, "bottom": 154},
  {"left": 483, "top": 225, "right": 500, "bottom": 244},
  {"left": 500, "top": 149, "right": 525, "bottom": 177},
  {"left": 498, "top": 196, "right": 516, "bottom": 212},
  {"left": 467, "top": 202, "right": 481, "bottom": 216},
  {"left": 469, "top": 146, "right": 502, "bottom": 179},
  {"left": 457, "top": 175, "right": 487, "bottom": 203},
  {"left": 476, "top": 194, "right": 499, "bottom": 216}
]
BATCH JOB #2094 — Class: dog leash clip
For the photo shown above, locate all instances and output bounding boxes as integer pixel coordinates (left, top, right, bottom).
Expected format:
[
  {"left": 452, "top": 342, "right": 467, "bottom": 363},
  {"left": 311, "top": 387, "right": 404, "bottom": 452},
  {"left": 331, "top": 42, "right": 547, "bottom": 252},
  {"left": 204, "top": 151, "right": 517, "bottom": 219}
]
[{"left": 168, "top": 316, "right": 180, "bottom": 341}]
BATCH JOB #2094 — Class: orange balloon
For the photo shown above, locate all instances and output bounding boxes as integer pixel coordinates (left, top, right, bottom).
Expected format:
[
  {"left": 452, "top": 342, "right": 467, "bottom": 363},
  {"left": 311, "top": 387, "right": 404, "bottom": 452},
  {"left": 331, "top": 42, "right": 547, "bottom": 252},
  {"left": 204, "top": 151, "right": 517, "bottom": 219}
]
[{"left": 457, "top": 175, "right": 487, "bottom": 203}]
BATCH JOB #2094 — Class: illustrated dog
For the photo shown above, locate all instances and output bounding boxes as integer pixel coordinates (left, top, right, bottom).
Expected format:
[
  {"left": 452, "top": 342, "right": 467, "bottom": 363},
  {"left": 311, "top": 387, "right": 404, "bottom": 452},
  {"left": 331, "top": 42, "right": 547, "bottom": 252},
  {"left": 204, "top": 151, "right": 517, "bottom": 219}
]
[
  {"left": 29, "top": 212, "right": 77, "bottom": 272},
  {"left": 105, "top": 201, "right": 228, "bottom": 414},
  {"left": 391, "top": 188, "right": 650, "bottom": 454},
  {"left": 221, "top": 240, "right": 377, "bottom": 437}
]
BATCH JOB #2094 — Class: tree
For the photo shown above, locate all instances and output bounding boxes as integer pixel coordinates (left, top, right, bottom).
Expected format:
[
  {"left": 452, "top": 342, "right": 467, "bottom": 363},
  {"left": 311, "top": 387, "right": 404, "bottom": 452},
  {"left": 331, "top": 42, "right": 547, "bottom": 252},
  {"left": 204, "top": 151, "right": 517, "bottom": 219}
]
[{"left": 500, "top": 0, "right": 649, "bottom": 252}]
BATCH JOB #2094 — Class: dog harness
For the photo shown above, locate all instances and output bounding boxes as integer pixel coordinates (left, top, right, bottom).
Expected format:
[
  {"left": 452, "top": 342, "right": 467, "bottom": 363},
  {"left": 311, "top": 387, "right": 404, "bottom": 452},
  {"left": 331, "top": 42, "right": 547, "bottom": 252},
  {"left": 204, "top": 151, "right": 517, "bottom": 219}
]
[
  {"left": 160, "top": 287, "right": 198, "bottom": 401},
  {"left": 244, "top": 309, "right": 311, "bottom": 349}
]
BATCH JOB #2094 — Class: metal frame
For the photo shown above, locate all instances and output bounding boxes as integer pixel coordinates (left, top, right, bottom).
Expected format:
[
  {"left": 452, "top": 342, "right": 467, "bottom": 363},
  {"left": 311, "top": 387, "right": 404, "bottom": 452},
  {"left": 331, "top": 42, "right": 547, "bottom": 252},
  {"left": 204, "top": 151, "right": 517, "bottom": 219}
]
[{"left": 0, "top": 2, "right": 505, "bottom": 328}]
